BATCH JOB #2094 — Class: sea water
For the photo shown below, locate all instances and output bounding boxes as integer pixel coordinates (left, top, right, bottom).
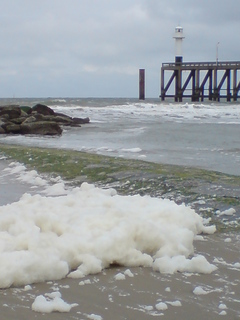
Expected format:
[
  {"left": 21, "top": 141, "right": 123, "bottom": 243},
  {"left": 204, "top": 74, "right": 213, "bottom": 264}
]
[{"left": 0, "top": 98, "right": 240, "bottom": 175}]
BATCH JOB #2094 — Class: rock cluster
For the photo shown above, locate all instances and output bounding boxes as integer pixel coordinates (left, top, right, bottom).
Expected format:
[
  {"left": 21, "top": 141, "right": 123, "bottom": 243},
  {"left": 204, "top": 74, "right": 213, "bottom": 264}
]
[{"left": 0, "top": 104, "right": 90, "bottom": 135}]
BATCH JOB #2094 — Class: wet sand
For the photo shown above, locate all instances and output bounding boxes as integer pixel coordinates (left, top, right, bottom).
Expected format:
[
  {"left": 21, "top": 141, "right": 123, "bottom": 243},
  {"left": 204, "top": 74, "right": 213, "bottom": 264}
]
[
  {"left": 1, "top": 234, "right": 240, "bottom": 319},
  {"left": 0, "top": 160, "right": 46, "bottom": 206},
  {"left": 1, "top": 160, "right": 240, "bottom": 319}
]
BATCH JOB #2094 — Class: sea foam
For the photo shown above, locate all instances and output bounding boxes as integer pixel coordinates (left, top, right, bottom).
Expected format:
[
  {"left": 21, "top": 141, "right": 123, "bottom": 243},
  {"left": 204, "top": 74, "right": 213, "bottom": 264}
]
[{"left": 0, "top": 171, "right": 216, "bottom": 288}]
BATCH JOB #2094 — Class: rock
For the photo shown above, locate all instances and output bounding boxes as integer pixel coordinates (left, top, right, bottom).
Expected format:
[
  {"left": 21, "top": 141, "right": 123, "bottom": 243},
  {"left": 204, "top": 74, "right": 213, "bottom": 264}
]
[
  {"left": 31, "top": 104, "right": 55, "bottom": 116},
  {"left": 20, "top": 106, "right": 32, "bottom": 114},
  {"left": 54, "top": 112, "right": 89, "bottom": 121},
  {"left": 0, "top": 113, "right": 10, "bottom": 121},
  {"left": 42, "top": 114, "right": 74, "bottom": 125},
  {"left": 72, "top": 117, "right": 90, "bottom": 124},
  {"left": 0, "top": 120, "right": 5, "bottom": 134},
  {"left": 20, "top": 121, "right": 62, "bottom": 135},
  {"left": 0, "top": 105, "right": 21, "bottom": 119},
  {"left": 0, "top": 103, "right": 89, "bottom": 135},
  {"left": 10, "top": 117, "right": 29, "bottom": 125},
  {"left": 3, "top": 123, "right": 21, "bottom": 134},
  {"left": 53, "top": 113, "right": 89, "bottom": 126},
  {"left": 20, "top": 109, "right": 28, "bottom": 117},
  {"left": 28, "top": 112, "right": 45, "bottom": 121},
  {"left": 22, "top": 116, "right": 37, "bottom": 124},
  {"left": 0, "top": 128, "right": 5, "bottom": 134}
]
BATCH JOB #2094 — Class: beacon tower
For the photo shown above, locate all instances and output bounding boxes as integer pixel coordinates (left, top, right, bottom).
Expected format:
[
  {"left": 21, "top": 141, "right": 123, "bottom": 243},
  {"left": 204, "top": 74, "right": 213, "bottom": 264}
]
[{"left": 173, "top": 26, "right": 184, "bottom": 64}]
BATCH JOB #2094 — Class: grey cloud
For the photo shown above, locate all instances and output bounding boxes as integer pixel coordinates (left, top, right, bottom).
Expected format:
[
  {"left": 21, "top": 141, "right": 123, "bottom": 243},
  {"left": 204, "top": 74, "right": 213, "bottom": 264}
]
[{"left": 0, "top": 0, "right": 239, "bottom": 97}]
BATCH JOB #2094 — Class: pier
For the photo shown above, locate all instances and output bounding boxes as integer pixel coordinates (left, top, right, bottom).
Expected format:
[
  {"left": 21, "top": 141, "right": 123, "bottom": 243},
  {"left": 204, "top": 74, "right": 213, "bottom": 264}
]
[{"left": 160, "top": 61, "right": 240, "bottom": 102}]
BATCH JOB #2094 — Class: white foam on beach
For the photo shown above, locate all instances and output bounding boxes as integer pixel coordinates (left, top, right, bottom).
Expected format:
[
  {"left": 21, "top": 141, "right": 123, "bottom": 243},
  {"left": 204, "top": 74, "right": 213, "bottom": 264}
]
[
  {"left": 42, "top": 182, "right": 68, "bottom": 196},
  {"left": 218, "top": 208, "right": 236, "bottom": 216},
  {"left": 86, "top": 314, "right": 103, "bottom": 320},
  {"left": 153, "top": 254, "right": 217, "bottom": 274},
  {"left": 114, "top": 273, "right": 126, "bottom": 281},
  {"left": 193, "top": 285, "right": 223, "bottom": 295},
  {"left": 31, "top": 291, "right": 78, "bottom": 313},
  {"left": 124, "top": 269, "right": 134, "bottom": 277},
  {"left": 213, "top": 257, "right": 240, "bottom": 271},
  {"left": 193, "top": 286, "right": 209, "bottom": 295},
  {"left": 155, "top": 302, "right": 168, "bottom": 311},
  {"left": 166, "top": 300, "right": 182, "bottom": 307},
  {"left": 0, "top": 162, "right": 217, "bottom": 288},
  {"left": 2, "top": 162, "right": 68, "bottom": 196},
  {"left": 3, "top": 162, "right": 48, "bottom": 187},
  {"left": 219, "top": 303, "right": 227, "bottom": 310},
  {"left": 79, "top": 279, "right": 91, "bottom": 285}
]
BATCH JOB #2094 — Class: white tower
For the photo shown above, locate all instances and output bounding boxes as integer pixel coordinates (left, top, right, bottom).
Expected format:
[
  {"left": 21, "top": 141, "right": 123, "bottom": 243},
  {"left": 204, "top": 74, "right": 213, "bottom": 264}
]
[{"left": 173, "top": 26, "right": 185, "bottom": 64}]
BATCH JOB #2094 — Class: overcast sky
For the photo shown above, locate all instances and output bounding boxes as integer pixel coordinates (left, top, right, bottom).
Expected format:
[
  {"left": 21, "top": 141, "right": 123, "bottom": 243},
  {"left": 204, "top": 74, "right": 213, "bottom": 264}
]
[{"left": 0, "top": 0, "right": 239, "bottom": 98}]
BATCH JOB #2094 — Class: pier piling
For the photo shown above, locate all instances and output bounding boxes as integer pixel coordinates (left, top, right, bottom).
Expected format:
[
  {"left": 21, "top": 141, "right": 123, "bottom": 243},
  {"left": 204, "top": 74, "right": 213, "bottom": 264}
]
[{"left": 139, "top": 69, "right": 145, "bottom": 100}]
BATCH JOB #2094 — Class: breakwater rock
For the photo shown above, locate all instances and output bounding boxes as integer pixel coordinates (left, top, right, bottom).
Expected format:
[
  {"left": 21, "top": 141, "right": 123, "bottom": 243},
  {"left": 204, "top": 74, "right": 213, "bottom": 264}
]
[{"left": 0, "top": 104, "right": 90, "bottom": 135}]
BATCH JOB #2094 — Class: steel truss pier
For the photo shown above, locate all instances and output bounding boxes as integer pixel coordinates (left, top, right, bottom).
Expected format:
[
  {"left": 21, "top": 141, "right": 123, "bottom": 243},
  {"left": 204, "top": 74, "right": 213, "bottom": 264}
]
[{"left": 160, "top": 61, "right": 240, "bottom": 102}]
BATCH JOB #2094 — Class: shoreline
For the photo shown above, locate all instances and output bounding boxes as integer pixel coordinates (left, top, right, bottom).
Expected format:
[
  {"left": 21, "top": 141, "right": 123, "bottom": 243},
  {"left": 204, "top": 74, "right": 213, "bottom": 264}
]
[{"left": 1, "top": 145, "right": 240, "bottom": 318}]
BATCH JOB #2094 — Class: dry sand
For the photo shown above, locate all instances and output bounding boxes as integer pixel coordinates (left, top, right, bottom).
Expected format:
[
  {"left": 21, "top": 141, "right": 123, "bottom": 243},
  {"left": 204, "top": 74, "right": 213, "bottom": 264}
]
[{"left": 0, "top": 161, "right": 240, "bottom": 319}]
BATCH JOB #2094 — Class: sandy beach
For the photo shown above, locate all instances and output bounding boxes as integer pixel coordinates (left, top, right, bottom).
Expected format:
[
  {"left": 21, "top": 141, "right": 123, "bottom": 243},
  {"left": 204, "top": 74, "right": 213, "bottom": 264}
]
[
  {"left": 0, "top": 158, "right": 240, "bottom": 319},
  {"left": 1, "top": 234, "right": 240, "bottom": 319}
]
